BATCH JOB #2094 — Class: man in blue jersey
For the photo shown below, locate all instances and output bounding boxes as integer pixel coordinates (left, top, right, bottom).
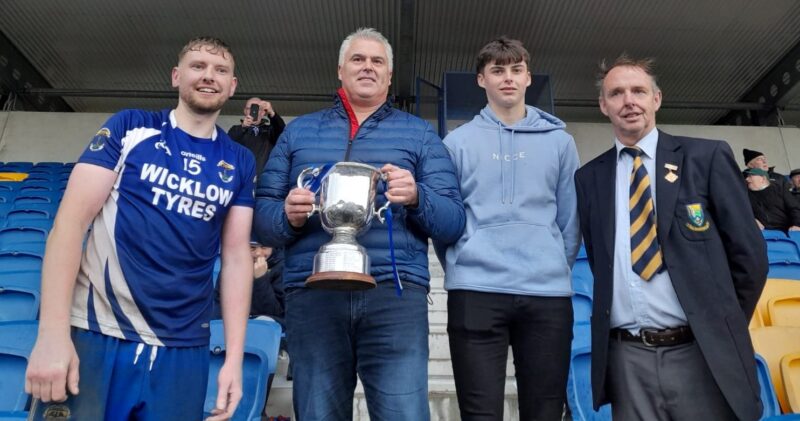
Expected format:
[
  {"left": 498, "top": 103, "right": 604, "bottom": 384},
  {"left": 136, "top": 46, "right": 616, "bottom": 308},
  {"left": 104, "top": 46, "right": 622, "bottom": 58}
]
[
  {"left": 255, "top": 28, "right": 465, "bottom": 420},
  {"left": 436, "top": 37, "right": 580, "bottom": 420},
  {"left": 24, "top": 37, "right": 255, "bottom": 421}
]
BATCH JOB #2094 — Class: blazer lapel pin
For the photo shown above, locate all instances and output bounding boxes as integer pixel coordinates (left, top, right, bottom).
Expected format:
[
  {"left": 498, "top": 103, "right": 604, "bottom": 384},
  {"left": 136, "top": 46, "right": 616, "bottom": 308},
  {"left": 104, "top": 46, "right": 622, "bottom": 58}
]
[{"left": 664, "top": 163, "right": 678, "bottom": 183}]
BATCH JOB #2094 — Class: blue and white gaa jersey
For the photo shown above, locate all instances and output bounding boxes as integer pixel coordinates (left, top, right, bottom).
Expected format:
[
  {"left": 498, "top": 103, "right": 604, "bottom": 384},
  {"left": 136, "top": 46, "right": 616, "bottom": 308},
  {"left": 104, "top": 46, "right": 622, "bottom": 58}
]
[{"left": 70, "top": 109, "right": 256, "bottom": 347}]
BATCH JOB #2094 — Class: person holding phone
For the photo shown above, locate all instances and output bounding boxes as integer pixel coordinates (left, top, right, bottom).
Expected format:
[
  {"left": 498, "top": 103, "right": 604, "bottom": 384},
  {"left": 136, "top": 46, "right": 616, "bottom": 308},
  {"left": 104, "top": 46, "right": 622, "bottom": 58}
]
[{"left": 228, "top": 97, "right": 286, "bottom": 181}]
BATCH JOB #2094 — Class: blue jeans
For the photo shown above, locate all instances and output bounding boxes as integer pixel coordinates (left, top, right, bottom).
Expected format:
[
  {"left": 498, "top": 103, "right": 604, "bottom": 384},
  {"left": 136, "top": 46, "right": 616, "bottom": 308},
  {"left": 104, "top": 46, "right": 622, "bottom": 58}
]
[{"left": 285, "top": 281, "right": 430, "bottom": 420}]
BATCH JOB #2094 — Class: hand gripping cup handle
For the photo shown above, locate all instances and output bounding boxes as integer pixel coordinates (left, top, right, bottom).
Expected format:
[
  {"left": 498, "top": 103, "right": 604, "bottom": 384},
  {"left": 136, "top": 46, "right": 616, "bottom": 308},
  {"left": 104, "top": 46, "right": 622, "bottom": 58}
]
[
  {"left": 296, "top": 164, "right": 391, "bottom": 221},
  {"left": 296, "top": 166, "right": 325, "bottom": 217}
]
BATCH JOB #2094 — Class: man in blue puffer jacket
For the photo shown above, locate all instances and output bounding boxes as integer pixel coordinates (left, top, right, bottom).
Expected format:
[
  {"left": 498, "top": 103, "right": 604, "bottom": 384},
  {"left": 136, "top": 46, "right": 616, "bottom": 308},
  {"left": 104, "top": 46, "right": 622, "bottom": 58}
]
[{"left": 254, "top": 27, "right": 465, "bottom": 420}]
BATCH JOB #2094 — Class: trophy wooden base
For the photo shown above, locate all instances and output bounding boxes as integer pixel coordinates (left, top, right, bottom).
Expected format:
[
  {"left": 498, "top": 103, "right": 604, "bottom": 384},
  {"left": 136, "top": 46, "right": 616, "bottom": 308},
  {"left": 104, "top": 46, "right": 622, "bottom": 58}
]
[{"left": 306, "top": 271, "right": 377, "bottom": 290}]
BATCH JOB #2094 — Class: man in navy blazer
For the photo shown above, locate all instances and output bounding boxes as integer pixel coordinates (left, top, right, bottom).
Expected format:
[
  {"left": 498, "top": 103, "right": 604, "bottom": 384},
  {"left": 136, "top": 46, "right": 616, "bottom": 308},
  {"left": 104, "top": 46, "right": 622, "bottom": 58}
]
[{"left": 575, "top": 55, "right": 768, "bottom": 420}]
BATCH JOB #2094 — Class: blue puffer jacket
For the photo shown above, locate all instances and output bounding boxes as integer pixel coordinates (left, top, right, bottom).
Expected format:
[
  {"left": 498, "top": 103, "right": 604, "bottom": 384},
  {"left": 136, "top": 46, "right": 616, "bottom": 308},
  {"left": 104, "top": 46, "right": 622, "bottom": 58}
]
[{"left": 254, "top": 92, "right": 465, "bottom": 290}]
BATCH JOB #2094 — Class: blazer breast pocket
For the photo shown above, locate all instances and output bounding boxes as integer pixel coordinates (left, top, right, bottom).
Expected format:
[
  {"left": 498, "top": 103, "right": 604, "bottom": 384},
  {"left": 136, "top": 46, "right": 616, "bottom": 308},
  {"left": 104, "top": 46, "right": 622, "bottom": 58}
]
[{"left": 675, "top": 201, "right": 716, "bottom": 241}]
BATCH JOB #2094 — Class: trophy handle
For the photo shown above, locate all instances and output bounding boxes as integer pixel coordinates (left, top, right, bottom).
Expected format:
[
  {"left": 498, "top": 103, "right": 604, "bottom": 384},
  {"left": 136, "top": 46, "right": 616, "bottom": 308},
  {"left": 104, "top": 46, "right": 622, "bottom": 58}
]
[
  {"left": 297, "top": 166, "right": 320, "bottom": 189},
  {"left": 375, "top": 200, "right": 391, "bottom": 224},
  {"left": 297, "top": 167, "right": 321, "bottom": 217}
]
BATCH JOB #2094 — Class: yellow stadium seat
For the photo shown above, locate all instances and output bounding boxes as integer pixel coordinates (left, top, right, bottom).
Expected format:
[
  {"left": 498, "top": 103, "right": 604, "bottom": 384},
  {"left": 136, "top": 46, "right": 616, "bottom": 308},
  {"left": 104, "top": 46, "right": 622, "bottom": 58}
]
[
  {"left": 750, "top": 306, "right": 765, "bottom": 329},
  {"left": 769, "top": 296, "right": 800, "bottom": 328},
  {"left": 751, "top": 279, "right": 800, "bottom": 328},
  {"left": 750, "top": 326, "right": 800, "bottom": 413},
  {"left": 0, "top": 173, "right": 28, "bottom": 182},
  {"left": 783, "top": 352, "right": 800, "bottom": 413}
]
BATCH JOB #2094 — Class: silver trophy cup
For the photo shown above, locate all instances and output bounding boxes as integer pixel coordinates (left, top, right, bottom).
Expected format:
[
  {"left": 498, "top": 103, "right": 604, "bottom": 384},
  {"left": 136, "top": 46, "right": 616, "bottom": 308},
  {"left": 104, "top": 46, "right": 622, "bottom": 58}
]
[{"left": 297, "top": 162, "right": 390, "bottom": 290}]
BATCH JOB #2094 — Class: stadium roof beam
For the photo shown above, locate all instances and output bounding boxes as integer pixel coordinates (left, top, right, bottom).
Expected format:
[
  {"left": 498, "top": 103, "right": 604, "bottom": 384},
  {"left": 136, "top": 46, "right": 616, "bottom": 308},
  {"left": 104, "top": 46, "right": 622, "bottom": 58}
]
[
  {"left": 0, "top": 31, "right": 72, "bottom": 112},
  {"left": 394, "top": 0, "right": 417, "bottom": 111},
  {"left": 717, "top": 38, "right": 800, "bottom": 126}
]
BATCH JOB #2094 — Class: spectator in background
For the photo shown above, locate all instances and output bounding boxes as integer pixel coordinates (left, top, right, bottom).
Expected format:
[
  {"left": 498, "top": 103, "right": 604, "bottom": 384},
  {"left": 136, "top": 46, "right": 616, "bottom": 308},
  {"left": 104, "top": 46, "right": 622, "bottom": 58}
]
[
  {"left": 437, "top": 37, "right": 579, "bottom": 420},
  {"left": 790, "top": 168, "right": 800, "bottom": 195},
  {"left": 229, "top": 97, "right": 287, "bottom": 294},
  {"left": 745, "top": 167, "right": 800, "bottom": 232},
  {"left": 228, "top": 97, "right": 286, "bottom": 180},
  {"left": 213, "top": 242, "right": 284, "bottom": 324},
  {"left": 743, "top": 148, "right": 789, "bottom": 191}
]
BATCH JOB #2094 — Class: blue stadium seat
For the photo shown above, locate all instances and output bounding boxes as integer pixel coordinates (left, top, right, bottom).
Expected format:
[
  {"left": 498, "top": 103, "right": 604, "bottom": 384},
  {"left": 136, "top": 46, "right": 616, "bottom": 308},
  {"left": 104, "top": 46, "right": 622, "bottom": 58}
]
[
  {"left": 0, "top": 285, "right": 39, "bottom": 322},
  {"left": 765, "top": 238, "right": 800, "bottom": 264},
  {"left": 577, "top": 244, "right": 588, "bottom": 260},
  {"left": 763, "top": 415, "right": 800, "bottom": 420},
  {"left": 763, "top": 230, "right": 789, "bottom": 240},
  {"left": 573, "top": 292, "right": 592, "bottom": 324},
  {"left": 768, "top": 262, "right": 800, "bottom": 280},
  {"left": 572, "top": 258, "right": 593, "bottom": 296},
  {"left": 32, "top": 162, "right": 64, "bottom": 169},
  {"left": 0, "top": 251, "right": 43, "bottom": 289},
  {"left": 1, "top": 163, "right": 33, "bottom": 172},
  {"left": 0, "top": 321, "right": 38, "bottom": 413},
  {"left": 757, "top": 353, "right": 781, "bottom": 420},
  {"left": 212, "top": 256, "right": 222, "bottom": 287},
  {"left": 204, "top": 319, "right": 282, "bottom": 421},
  {"left": 0, "top": 227, "right": 47, "bottom": 255},
  {"left": 567, "top": 339, "right": 611, "bottom": 421},
  {"left": 4, "top": 208, "right": 51, "bottom": 221}
]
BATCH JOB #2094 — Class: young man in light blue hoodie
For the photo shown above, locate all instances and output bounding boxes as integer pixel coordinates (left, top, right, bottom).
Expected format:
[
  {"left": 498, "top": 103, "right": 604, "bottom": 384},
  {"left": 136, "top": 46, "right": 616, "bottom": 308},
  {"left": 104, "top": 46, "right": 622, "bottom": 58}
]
[{"left": 438, "top": 37, "right": 581, "bottom": 420}]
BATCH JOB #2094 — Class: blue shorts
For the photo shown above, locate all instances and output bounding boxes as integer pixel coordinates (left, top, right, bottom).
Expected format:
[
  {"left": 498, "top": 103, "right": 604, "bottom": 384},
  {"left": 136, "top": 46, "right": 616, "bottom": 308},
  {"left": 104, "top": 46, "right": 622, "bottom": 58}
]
[{"left": 29, "top": 327, "right": 209, "bottom": 420}]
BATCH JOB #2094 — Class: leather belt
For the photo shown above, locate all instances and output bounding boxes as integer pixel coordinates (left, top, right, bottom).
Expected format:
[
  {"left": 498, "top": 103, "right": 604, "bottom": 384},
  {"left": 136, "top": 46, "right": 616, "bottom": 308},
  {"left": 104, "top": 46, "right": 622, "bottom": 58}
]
[{"left": 610, "top": 326, "right": 693, "bottom": 347}]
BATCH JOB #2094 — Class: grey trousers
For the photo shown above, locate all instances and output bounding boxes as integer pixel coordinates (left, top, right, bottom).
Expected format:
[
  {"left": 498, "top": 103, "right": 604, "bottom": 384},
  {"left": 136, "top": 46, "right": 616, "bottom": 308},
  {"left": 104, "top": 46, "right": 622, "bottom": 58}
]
[{"left": 607, "top": 337, "right": 737, "bottom": 421}]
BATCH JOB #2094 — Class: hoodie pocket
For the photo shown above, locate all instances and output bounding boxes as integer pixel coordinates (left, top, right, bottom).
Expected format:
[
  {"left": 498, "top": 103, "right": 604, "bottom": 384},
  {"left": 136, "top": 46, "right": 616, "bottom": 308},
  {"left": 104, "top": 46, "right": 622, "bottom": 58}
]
[{"left": 452, "top": 223, "right": 570, "bottom": 289}]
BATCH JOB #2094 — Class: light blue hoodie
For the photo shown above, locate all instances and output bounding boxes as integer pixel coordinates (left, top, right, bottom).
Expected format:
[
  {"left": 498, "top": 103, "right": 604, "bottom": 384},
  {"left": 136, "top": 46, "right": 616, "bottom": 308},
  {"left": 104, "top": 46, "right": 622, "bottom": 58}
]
[{"left": 439, "top": 104, "right": 580, "bottom": 296}]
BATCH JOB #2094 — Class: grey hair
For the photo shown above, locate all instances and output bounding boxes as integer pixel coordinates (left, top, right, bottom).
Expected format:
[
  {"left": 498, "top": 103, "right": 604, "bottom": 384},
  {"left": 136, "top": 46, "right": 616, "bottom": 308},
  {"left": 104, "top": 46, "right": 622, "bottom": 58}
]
[
  {"left": 596, "top": 53, "right": 659, "bottom": 95},
  {"left": 338, "top": 28, "right": 394, "bottom": 71}
]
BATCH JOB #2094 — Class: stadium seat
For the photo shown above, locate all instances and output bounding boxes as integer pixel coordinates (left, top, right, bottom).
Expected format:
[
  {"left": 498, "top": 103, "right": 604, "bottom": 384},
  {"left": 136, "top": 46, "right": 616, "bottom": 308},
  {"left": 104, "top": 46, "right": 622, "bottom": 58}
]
[
  {"left": 756, "top": 353, "right": 782, "bottom": 419},
  {"left": 765, "top": 238, "right": 800, "bottom": 263},
  {"left": 763, "top": 230, "right": 789, "bottom": 240},
  {"left": 0, "top": 285, "right": 39, "bottom": 322},
  {"left": 752, "top": 279, "right": 800, "bottom": 328},
  {"left": 572, "top": 258, "right": 593, "bottom": 296},
  {"left": 768, "top": 262, "right": 800, "bottom": 280},
  {"left": 573, "top": 292, "right": 592, "bottom": 324},
  {"left": 750, "top": 326, "right": 800, "bottom": 413},
  {"left": 32, "top": 162, "right": 63, "bottom": 169},
  {"left": 577, "top": 244, "right": 588, "bottom": 259},
  {"left": 762, "top": 415, "right": 800, "bottom": 420},
  {"left": 4, "top": 208, "right": 51, "bottom": 222},
  {"left": 768, "top": 296, "right": 800, "bottom": 328},
  {"left": 567, "top": 346, "right": 611, "bottom": 420},
  {"left": 0, "top": 227, "right": 47, "bottom": 255},
  {"left": 0, "top": 321, "right": 38, "bottom": 413},
  {"left": 0, "top": 251, "right": 43, "bottom": 290},
  {"left": 1, "top": 163, "right": 33, "bottom": 172},
  {"left": 782, "top": 352, "right": 800, "bottom": 413},
  {"left": 204, "top": 319, "right": 282, "bottom": 421}
]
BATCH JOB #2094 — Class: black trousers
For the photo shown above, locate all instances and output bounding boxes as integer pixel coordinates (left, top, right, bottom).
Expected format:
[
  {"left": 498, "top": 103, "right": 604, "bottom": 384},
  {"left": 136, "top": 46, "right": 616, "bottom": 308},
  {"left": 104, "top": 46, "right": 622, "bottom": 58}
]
[{"left": 447, "top": 290, "right": 573, "bottom": 421}]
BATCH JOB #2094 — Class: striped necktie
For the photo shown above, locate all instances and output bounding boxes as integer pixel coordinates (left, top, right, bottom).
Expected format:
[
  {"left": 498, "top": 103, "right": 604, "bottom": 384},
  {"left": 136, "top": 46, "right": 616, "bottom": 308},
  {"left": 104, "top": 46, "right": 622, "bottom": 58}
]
[{"left": 622, "top": 147, "right": 663, "bottom": 281}]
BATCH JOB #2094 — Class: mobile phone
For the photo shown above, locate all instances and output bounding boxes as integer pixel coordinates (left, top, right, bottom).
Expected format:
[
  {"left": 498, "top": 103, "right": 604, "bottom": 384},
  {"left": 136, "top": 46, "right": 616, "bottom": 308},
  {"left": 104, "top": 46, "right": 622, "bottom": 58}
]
[{"left": 249, "top": 103, "right": 260, "bottom": 121}]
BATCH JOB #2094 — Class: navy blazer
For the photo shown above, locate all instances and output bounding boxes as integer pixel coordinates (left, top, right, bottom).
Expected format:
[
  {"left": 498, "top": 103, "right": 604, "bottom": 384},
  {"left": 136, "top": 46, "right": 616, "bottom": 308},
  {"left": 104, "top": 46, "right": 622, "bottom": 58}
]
[{"left": 574, "top": 131, "right": 768, "bottom": 421}]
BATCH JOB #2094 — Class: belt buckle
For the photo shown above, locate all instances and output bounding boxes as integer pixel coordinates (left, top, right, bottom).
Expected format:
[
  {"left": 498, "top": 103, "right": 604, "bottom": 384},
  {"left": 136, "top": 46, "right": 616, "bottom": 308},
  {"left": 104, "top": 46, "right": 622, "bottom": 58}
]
[{"left": 640, "top": 329, "right": 659, "bottom": 347}]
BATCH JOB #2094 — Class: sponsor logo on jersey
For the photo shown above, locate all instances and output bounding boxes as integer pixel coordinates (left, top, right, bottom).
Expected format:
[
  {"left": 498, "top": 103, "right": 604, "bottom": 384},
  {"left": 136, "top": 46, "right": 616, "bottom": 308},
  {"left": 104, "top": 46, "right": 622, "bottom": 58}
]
[
  {"left": 141, "top": 163, "right": 234, "bottom": 221},
  {"left": 217, "top": 160, "right": 235, "bottom": 183},
  {"left": 155, "top": 139, "right": 172, "bottom": 156},
  {"left": 89, "top": 128, "right": 110, "bottom": 151}
]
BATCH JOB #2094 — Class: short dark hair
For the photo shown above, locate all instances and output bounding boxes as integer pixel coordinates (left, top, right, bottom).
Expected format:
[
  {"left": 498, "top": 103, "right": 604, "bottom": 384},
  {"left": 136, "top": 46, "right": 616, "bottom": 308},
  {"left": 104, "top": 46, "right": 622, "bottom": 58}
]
[
  {"left": 475, "top": 37, "right": 530, "bottom": 74},
  {"left": 596, "top": 53, "right": 658, "bottom": 94},
  {"left": 178, "top": 36, "right": 233, "bottom": 64}
]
